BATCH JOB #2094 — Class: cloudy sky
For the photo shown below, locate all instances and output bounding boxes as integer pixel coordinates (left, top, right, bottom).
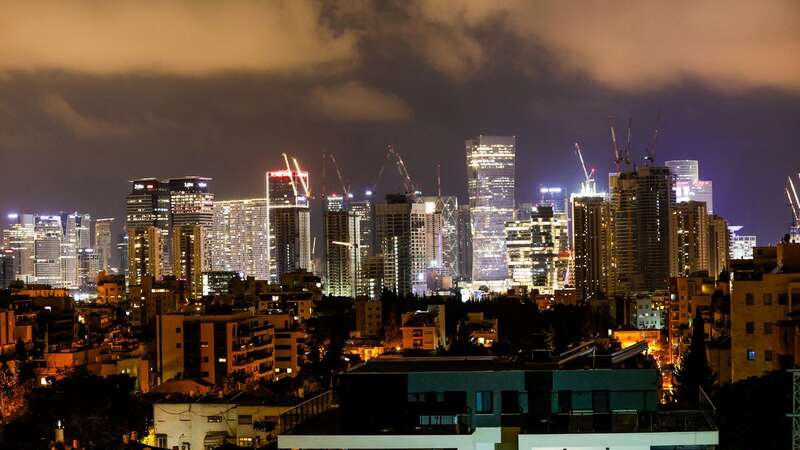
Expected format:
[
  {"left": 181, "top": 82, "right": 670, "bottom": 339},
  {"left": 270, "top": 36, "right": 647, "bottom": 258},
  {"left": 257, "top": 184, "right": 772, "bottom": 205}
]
[{"left": 0, "top": 0, "right": 799, "bottom": 243}]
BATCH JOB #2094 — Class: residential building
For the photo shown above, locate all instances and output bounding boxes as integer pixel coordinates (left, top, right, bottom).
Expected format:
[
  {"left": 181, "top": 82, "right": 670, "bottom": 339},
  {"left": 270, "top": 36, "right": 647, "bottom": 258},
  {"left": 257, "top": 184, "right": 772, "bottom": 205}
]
[
  {"left": 127, "top": 226, "right": 162, "bottom": 288},
  {"left": 400, "top": 305, "right": 446, "bottom": 351},
  {"left": 728, "top": 225, "right": 757, "bottom": 260},
  {"left": 456, "top": 204, "right": 472, "bottom": 281},
  {"left": 267, "top": 169, "right": 312, "bottom": 281},
  {"left": 172, "top": 224, "right": 205, "bottom": 299},
  {"left": 355, "top": 298, "right": 383, "bottom": 338},
  {"left": 126, "top": 178, "right": 170, "bottom": 276},
  {"left": 212, "top": 198, "right": 270, "bottom": 280},
  {"left": 466, "top": 135, "right": 515, "bottom": 284},
  {"left": 374, "top": 194, "right": 426, "bottom": 296},
  {"left": 708, "top": 214, "right": 730, "bottom": 279},
  {"left": 95, "top": 218, "right": 115, "bottom": 273},
  {"left": 669, "top": 201, "right": 709, "bottom": 277},
  {"left": 571, "top": 192, "right": 614, "bottom": 302},
  {"left": 323, "top": 196, "right": 360, "bottom": 297}
]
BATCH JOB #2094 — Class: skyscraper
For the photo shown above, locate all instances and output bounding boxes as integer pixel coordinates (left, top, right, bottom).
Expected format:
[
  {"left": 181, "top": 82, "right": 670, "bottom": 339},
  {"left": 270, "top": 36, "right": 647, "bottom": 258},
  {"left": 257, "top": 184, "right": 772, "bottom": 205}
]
[
  {"left": 4, "top": 213, "right": 35, "bottom": 282},
  {"left": 708, "top": 214, "right": 730, "bottom": 278},
  {"left": 456, "top": 205, "right": 472, "bottom": 281},
  {"left": 529, "top": 205, "right": 569, "bottom": 294},
  {"left": 419, "top": 196, "right": 459, "bottom": 281},
  {"left": 466, "top": 135, "right": 515, "bottom": 284},
  {"left": 669, "top": 201, "right": 709, "bottom": 276},
  {"left": 61, "top": 212, "right": 91, "bottom": 289},
  {"left": 34, "top": 215, "right": 63, "bottom": 287},
  {"left": 168, "top": 176, "right": 214, "bottom": 276},
  {"left": 323, "top": 195, "right": 361, "bottom": 297},
  {"left": 127, "top": 178, "right": 170, "bottom": 280},
  {"left": 172, "top": 224, "right": 205, "bottom": 298},
  {"left": 349, "top": 194, "right": 374, "bottom": 260},
  {"left": 95, "top": 218, "right": 115, "bottom": 273},
  {"left": 609, "top": 165, "right": 674, "bottom": 293},
  {"left": 571, "top": 193, "right": 614, "bottom": 302},
  {"left": 266, "top": 169, "right": 312, "bottom": 281},
  {"left": 127, "top": 226, "right": 162, "bottom": 287},
  {"left": 665, "top": 160, "right": 714, "bottom": 214},
  {"left": 211, "top": 198, "right": 269, "bottom": 280},
  {"left": 539, "top": 186, "right": 568, "bottom": 215},
  {"left": 374, "top": 194, "right": 427, "bottom": 296}
]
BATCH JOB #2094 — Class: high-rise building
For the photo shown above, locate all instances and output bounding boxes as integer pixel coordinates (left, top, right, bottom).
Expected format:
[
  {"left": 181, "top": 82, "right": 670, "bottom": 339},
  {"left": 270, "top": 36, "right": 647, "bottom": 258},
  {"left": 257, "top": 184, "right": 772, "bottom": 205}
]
[
  {"left": 505, "top": 220, "right": 533, "bottom": 287},
  {"left": 374, "top": 194, "right": 427, "bottom": 296},
  {"left": 76, "top": 247, "right": 100, "bottom": 288},
  {"left": 729, "top": 226, "right": 757, "bottom": 260},
  {"left": 419, "top": 196, "right": 459, "bottom": 281},
  {"left": 466, "top": 135, "right": 516, "bottom": 283},
  {"left": 669, "top": 201, "right": 709, "bottom": 277},
  {"left": 665, "top": 160, "right": 714, "bottom": 214},
  {"left": 116, "top": 232, "right": 128, "bottom": 275},
  {"left": 0, "top": 248, "right": 15, "bottom": 289},
  {"left": 350, "top": 195, "right": 374, "bottom": 260},
  {"left": 95, "top": 218, "right": 115, "bottom": 273},
  {"left": 3, "top": 213, "right": 35, "bottom": 281},
  {"left": 609, "top": 165, "right": 674, "bottom": 293},
  {"left": 539, "top": 186, "right": 568, "bottom": 215},
  {"left": 127, "top": 178, "right": 170, "bottom": 278},
  {"left": 324, "top": 196, "right": 361, "bottom": 297},
  {"left": 708, "top": 214, "right": 730, "bottom": 278},
  {"left": 34, "top": 215, "right": 63, "bottom": 287},
  {"left": 571, "top": 193, "right": 614, "bottom": 302},
  {"left": 211, "top": 198, "right": 269, "bottom": 280},
  {"left": 456, "top": 205, "right": 472, "bottom": 281},
  {"left": 168, "top": 176, "right": 214, "bottom": 276},
  {"left": 172, "top": 224, "right": 205, "bottom": 298},
  {"left": 127, "top": 226, "right": 162, "bottom": 287},
  {"left": 266, "top": 169, "right": 312, "bottom": 281},
  {"left": 530, "top": 205, "right": 569, "bottom": 294},
  {"left": 61, "top": 212, "right": 91, "bottom": 289}
]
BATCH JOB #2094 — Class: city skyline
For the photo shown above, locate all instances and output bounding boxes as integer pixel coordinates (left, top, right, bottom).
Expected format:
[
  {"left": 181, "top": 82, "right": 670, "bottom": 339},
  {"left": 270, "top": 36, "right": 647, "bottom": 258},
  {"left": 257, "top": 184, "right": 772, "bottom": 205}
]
[{"left": 1, "top": 2, "right": 799, "bottom": 244}]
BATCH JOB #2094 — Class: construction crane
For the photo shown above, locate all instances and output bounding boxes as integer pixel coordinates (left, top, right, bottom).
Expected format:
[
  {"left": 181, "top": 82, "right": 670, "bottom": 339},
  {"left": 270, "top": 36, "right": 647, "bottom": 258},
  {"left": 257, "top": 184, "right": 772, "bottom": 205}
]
[
  {"left": 788, "top": 175, "right": 800, "bottom": 224},
  {"left": 370, "top": 145, "right": 417, "bottom": 195},
  {"left": 609, "top": 119, "right": 623, "bottom": 173},
  {"left": 574, "top": 142, "right": 596, "bottom": 194},
  {"left": 644, "top": 112, "right": 661, "bottom": 166},
  {"left": 329, "top": 153, "right": 351, "bottom": 198}
]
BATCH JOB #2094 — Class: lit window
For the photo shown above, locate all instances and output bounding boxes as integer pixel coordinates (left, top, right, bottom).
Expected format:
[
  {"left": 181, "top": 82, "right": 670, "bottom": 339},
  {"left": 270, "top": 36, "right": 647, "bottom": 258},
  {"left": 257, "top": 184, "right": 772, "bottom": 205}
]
[
  {"left": 475, "top": 391, "right": 493, "bottom": 414},
  {"left": 207, "top": 415, "right": 223, "bottom": 423},
  {"left": 747, "top": 350, "right": 756, "bottom": 361}
]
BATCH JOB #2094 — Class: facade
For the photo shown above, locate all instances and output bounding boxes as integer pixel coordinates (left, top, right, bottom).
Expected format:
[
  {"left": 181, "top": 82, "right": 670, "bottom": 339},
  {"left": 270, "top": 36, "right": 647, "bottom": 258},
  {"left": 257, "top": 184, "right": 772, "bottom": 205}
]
[
  {"left": 666, "top": 160, "right": 714, "bottom": 214},
  {"left": 94, "top": 218, "right": 115, "bottom": 273},
  {"left": 609, "top": 166, "right": 674, "bottom": 294},
  {"left": 505, "top": 220, "right": 533, "bottom": 287},
  {"left": 538, "top": 186, "right": 568, "bottom": 215},
  {"left": 729, "top": 225, "right": 757, "bottom": 260},
  {"left": 127, "top": 226, "right": 162, "bottom": 287},
  {"left": 266, "top": 169, "right": 312, "bottom": 282},
  {"left": 34, "top": 215, "right": 63, "bottom": 287},
  {"left": 456, "top": 204, "right": 472, "bottom": 281},
  {"left": 172, "top": 224, "right": 205, "bottom": 299},
  {"left": 400, "top": 305, "right": 446, "bottom": 351},
  {"left": 466, "top": 135, "right": 516, "bottom": 283},
  {"left": 211, "top": 198, "right": 269, "bottom": 280},
  {"left": 729, "top": 243, "right": 800, "bottom": 382},
  {"left": 529, "top": 205, "right": 569, "bottom": 294},
  {"left": 279, "top": 356, "right": 717, "bottom": 450},
  {"left": 323, "top": 197, "right": 361, "bottom": 297},
  {"left": 157, "top": 310, "right": 276, "bottom": 386},
  {"left": 60, "top": 212, "right": 91, "bottom": 289},
  {"left": 374, "top": 194, "right": 427, "bottom": 296},
  {"left": 571, "top": 193, "right": 614, "bottom": 302},
  {"left": 355, "top": 298, "right": 383, "bottom": 337},
  {"left": 708, "top": 214, "right": 730, "bottom": 278},
  {"left": 3, "top": 213, "right": 35, "bottom": 281},
  {"left": 669, "top": 201, "right": 709, "bottom": 277},
  {"left": 126, "top": 178, "right": 170, "bottom": 277},
  {"left": 349, "top": 196, "right": 374, "bottom": 261},
  {"left": 169, "top": 177, "right": 214, "bottom": 277},
  {"left": 419, "top": 196, "right": 459, "bottom": 281}
]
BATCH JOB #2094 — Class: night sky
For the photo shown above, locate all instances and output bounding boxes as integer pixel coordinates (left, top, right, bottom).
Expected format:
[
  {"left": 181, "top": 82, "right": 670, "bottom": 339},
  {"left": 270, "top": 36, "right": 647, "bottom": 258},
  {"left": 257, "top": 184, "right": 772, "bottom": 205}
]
[{"left": 0, "top": 1, "right": 799, "bottom": 244}]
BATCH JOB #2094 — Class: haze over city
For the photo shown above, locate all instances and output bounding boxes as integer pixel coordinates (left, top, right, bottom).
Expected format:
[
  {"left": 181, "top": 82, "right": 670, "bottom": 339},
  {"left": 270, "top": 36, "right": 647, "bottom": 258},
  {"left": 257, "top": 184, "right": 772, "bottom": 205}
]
[{"left": 1, "top": 1, "right": 799, "bottom": 242}]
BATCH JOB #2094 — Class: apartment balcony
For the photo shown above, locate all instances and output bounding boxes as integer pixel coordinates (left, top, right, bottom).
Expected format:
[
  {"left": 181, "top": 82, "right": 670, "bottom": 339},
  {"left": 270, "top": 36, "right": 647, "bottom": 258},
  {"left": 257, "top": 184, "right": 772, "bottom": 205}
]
[{"left": 521, "top": 409, "right": 715, "bottom": 434}]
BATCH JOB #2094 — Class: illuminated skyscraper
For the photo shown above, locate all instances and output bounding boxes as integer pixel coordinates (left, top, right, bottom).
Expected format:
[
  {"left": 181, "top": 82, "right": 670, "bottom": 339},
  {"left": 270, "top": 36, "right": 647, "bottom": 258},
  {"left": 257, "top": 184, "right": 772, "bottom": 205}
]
[
  {"left": 669, "top": 201, "right": 709, "bottom": 276},
  {"left": 374, "top": 194, "right": 427, "bottom": 296},
  {"left": 211, "top": 198, "right": 269, "bottom": 280},
  {"left": 77, "top": 247, "right": 100, "bottom": 288},
  {"left": 3, "top": 213, "right": 35, "bottom": 281},
  {"left": 530, "top": 205, "right": 569, "bottom": 294},
  {"left": 61, "top": 212, "right": 91, "bottom": 289},
  {"left": 571, "top": 193, "right": 614, "bottom": 302},
  {"left": 127, "top": 226, "right": 162, "bottom": 287},
  {"left": 539, "top": 186, "right": 568, "bottom": 215},
  {"left": 324, "top": 195, "right": 361, "bottom": 297},
  {"left": 505, "top": 219, "right": 533, "bottom": 287},
  {"left": 168, "top": 176, "right": 214, "bottom": 276},
  {"left": 95, "top": 218, "right": 115, "bottom": 273},
  {"left": 609, "top": 165, "right": 674, "bottom": 293},
  {"left": 266, "top": 168, "right": 312, "bottom": 281},
  {"left": 729, "top": 225, "right": 757, "bottom": 260},
  {"left": 126, "top": 178, "right": 170, "bottom": 278},
  {"left": 665, "top": 160, "right": 714, "bottom": 214},
  {"left": 456, "top": 205, "right": 472, "bottom": 281},
  {"left": 419, "top": 196, "right": 459, "bottom": 281},
  {"left": 172, "top": 224, "right": 205, "bottom": 298},
  {"left": 34, "top": 215, "right": 63, "bottom": 287},
  {"left": 466, "top": 135, "right": 515, "bottom": 283},
  {"left": 349, "top": 195, "right": 374, "bottom": 260}
]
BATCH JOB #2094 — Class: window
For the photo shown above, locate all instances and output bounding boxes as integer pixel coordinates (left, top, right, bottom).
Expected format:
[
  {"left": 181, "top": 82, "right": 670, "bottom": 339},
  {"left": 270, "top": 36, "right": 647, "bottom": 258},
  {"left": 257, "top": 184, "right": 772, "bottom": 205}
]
[
  {"left": 238, "top": 414, "right": 252, "bottom": 425},
  {"left": 155, "top": 434, "right": 167, "bottom": 448},
  {"left": 237, "top": 437, "right": 253, "bottom": 447},
  {"left": 413, "top": 339, "right": 423, "bottom": 347},
  {"left": 792, "top": 293, "right": 800, "bottom": 306},
  {"left": 501, "top": 391, "right": 520, "bottom": 414},
  {"left": 558, "top": 391, "right": 572, "bottom": 413},
  {"left": 745, "top": 293, "right": 754, "bottom": 305},
  {"left": 763, "top": 293, "right": 773, "bottom": 305},
  {"left": 176, "top": 327, "right": 182, "bottom": 333},
  {"left": 413, "top": 329, "right": 423, "bottom": 337},
  {"left": 475, "top": 391, "right": 493, "bottom": 414},
  {"left": 765, "top": 350, "right": 774, "bottom": 362},
  {"left": 764, "top": 322, "right": 773, "bottom": 334},
  {"left": 203, "top": 356, "right": 209, "bottom": 363},
  {"left": 745, "top": 322, "right": 754, "bottom": 334},
  {"left": 779, "top": 293, "right": 788, "bottom": 305},
  {"left": 747, "top": 349, "right": 756, "bottom": 361},
  {"left": 207, "top": 415, "right": 223, "bottom": 423},
  {"left": 176, "top": 343, "right": 182, "bottom": 349},
  {"left": 592, "top": 390, "right": 610, "bottom": 413},
  {"left": 275, "top": 344, "right": 291, "bottom": 350}
]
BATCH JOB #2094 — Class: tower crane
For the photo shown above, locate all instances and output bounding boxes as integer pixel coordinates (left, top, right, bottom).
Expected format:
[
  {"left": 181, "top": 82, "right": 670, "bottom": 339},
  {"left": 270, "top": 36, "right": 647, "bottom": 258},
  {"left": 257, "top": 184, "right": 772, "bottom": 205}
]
[
  {"left": 370, "top": 145, "right": 417, "bottom": 195},
  {"left": 574, "top": 142, "right": 596, "bottom": 194},
  {"left": 329, "top": 153, "right": 351, "bottom": 198},
  {"left": 644, "top": 112, "right": 661, "bottom": 166},
  {"left": 609, "top": 119, "right": 623, "bottom": 173}
]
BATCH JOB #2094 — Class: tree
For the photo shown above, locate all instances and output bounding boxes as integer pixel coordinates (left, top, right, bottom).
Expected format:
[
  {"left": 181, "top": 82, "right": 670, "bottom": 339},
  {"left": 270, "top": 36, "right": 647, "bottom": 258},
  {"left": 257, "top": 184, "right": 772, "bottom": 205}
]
[{"left": 672, "top": 309, "right": 717, "bottom": 404}]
